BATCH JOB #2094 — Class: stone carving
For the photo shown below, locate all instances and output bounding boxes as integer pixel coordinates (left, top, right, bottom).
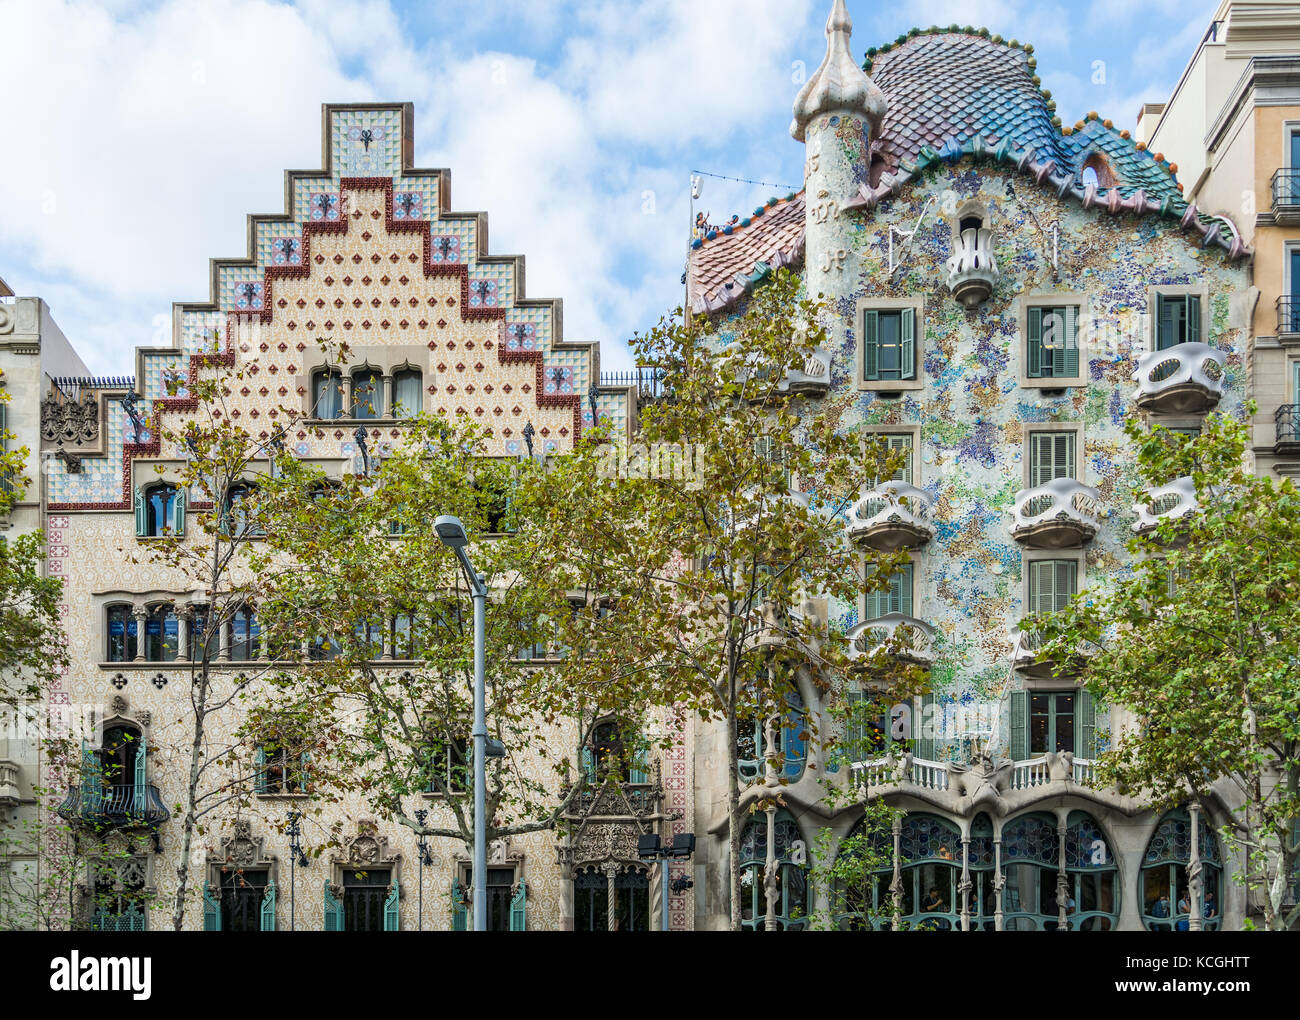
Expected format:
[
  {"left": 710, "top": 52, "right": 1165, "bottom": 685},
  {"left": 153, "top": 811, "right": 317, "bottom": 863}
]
[
  {"left": 41, "top": 391, "right": 99, "bottom": 448},
  {"left": 110, "top": 694, "right": 128, "bottom": 715},
  {"left": 334, "top": 819, "right": 398, "bottom": 868},
  {"left": 213, "top": 818, "right": 275, "bottom": 870}
]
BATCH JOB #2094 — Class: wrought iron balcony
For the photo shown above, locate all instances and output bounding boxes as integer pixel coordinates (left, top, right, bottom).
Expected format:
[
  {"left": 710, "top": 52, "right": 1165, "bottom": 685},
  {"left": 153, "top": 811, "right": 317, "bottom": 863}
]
[
  {"left": 1009, "top": 478, "right": 1100, "bottom": 548},
  {"left": 846, "top": 482, "right": 934, "bottom": 551},
  {"left": 1277, "top": 297, "right": 1300, "bottom": 337},
  {"left": 1277, "top": 404, "right": 1300, "bottom": 452},
  {"left": 846, "top": 613, "right": 935, "bottom": 668},
  {"left": 1271, "top": 169, "right": 1300, "bottom": 222},
  {"left": 1132, "top": 476, "right": 1197, "bottom": 538},
  {"left": 1131, "top": 343, "right": 1225, "bottom": 414},
  {"left": 598, "top": 367, "right": 669, "bottom": 404},
  {"left": 944, "top": 227, "right": 1000, "bottom": 308},
  {"left": 57, "top": 782, "right": 170, "bottom": 829}
]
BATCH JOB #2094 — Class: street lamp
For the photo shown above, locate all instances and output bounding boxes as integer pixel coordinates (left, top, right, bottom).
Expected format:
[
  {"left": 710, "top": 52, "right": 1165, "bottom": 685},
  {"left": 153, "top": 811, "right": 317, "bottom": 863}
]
[
  {"left": 638, "top": 831, "right": 696, "bottom": 931},
  {"left": 434, "top": 514, "right": 489, "bottom": 932},
  {"left": 414, "top": 808, "right": 435, "bottom": 931},
  {"left": 286, "top": 809, "right": 309, "bottom": 931}
]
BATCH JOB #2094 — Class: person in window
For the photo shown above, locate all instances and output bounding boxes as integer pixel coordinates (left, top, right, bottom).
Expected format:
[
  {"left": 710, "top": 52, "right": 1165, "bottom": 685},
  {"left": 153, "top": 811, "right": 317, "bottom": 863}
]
[
  {"left": 1149, "top": 893, "right": 1171, "bottom": 931},
  {"left": 1175, "top": 892, "right": 1190, "bottom": 932},
  {"left": 921, "top": 887, "right": 950, "bottom": 930},
  {"left": 1203, "top": 888, "right": 1218, "bottom": 922}
]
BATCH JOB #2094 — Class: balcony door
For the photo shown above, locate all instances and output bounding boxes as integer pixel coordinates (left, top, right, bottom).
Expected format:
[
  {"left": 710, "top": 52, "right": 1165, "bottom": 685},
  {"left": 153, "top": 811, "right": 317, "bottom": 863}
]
[{"left": 1291, "top": 249, "right": 1300, "bottom": 333}]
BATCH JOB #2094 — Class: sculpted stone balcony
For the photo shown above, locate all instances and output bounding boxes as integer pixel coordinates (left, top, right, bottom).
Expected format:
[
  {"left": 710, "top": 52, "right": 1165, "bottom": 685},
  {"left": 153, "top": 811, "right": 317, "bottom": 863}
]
[
  {"left": 1008, "top": 622, "right": 1086, "bottom": 680},
  {"left": 1132, "top": 476, "right": 1196, "bottom": 540},
  {"left": 733, "top": 345, "right": 832, "bottom": 397},
  {"left": 1009, "top": 478, "right": 1100, "bottom": 548},
  {"left": 854, "top": 750, "right": 1095, "bottom": 798},
  {"left": 1131, "top": 343, "right": 1225, "bottom": 414},
  {"left": 944, "top": 227, "right": 1000, "bottom": 308},
  {"left": 847, "top": 613, "right": 935, "bottom": 669},
  {"left": 846, "top": 482, "right": 934, "bottom": 551}
]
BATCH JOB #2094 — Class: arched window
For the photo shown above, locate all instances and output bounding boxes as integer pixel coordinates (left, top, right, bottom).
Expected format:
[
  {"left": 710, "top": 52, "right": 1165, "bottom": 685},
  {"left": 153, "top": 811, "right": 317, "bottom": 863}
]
[
  {"left": 1141, "top": 808, "right": 1222, "bottom": 930},
  {"left": 351, "top": 369, "right": 381, "bottom": 419},
  {"left": 136, "top": 483, "right": 183, "bottom": 538},
  {"left": 391, "top": 368, "right": 422, "bottom": 417},
  {"left": 1001, "top": 811, "right": 1119, "bottom": 930},
  {"left": 1081, "top": 165, "right": 1100, "bottom": 189},
  {"left": 967, "top": 814, "right": 998, "bottom": 930},
  {"left": 188, "top": 606, "right": 213, "bottom": 661},
  {"left": 1080, "top": 152, "right": 1118, "bottom": 188},
  {"left": 223, "top": 483, "right": 263, "bottom": 537},
  {"left": 229, "top": 605, "right": 260, "bottom": 661},
  {"left": 144, "top": 605, "right": 180, "bottom": 662},
  {"left": 897, "top": 814, "right": 962, "bottom": 930},
  {"left": 312, "top": 369, "right": 344, "bottom": 419},
  {"left": 833, "top": 813, "right": 896, "bottom": 930},
  {"left": 582, "top": 719, "right": 650, "bottom": 785},
  {"left": 737, "top": 681, "right": 807, "bottom": 782},
  {"left": 739, "top": 809, "right": 808, "bottom": 930},
  {"left": 106, "top": 605, "right": 137, "bottom": 662},
  {"left": 1063, "top": 810, "right": 1120, "bottom": 930}
]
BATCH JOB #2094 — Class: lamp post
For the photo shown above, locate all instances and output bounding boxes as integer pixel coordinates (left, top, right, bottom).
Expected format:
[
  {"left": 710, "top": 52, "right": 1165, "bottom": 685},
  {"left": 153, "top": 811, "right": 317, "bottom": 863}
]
[
  {"left": 638, "top": 832, "right": 695, "bottom": 931},
  {"left": 286, "top": 809, "right": 309, "bottom": 931},
  {"left": 434, "top": 514, "right": 489, "bottom": 931},
  {"left": 414, "top": 808, "right": 434, "bottom": 931}
]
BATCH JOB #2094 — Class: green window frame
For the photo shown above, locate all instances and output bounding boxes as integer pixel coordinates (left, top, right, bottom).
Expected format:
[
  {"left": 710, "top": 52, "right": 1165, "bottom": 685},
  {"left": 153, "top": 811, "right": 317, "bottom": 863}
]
[
  {"left": 1009, "top": 688, "right": 1096, "bottom": 760},
  {"left": 865, "top": 562, "right": 914, "bottom": 619},
  {"left": 1027, "top": 305, "right": 1080, "bottom": 378},
  {"left": 863, "top": 308, "right": 916, "bottom": 382},
  {"left": 1027, "top": 558, "right": 1077, "bottom": 615},
  {"left": 1155, "top": 293, "right": 1202, "bottom": 350},
  {"left": 1028, "top": 432, "right": 1076, "bottom": 487},
  {"left": 866, "top": 433, "right": 914, "bottom": 488}
]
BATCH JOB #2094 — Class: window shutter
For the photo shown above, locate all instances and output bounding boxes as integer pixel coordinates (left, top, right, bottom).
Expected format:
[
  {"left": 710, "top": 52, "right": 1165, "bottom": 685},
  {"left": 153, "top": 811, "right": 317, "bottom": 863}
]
[
  {"left": 1009, "top": 690, "right": 1029, "bottom": 761},
  {"left": 1078, "top": 690, "right": 1096, "bottom": 759},
  {"left": 1063, "top": 306, "right": 1080, "bottom": 376},
  {"left": 253, "top": 746, "right": 267, "bottom": 795},
  {"left": 1054, "top": 560, "right": 1077, "bottom": 611},
  {"left": 299, "top": 750, "right": 310, "bottom": 793},
  {"left": 629, "top": 739, "right": 650, "bottom": 785},
  {"left": 1027, "top": 307, "right": 1043, "bottom": 377},
  {"left": 1030, "top": 561, "right": 1051, "bottom": 615},
  {"left": 172, "top": 489, "right": 186, "bottom": 537},
  {"left": 580, "top": 747, "right": 595, "bottom": 784},
  {"left": 451, "top": 882, "right": 468, "bottom": 931},
  {"left": 133, "top": 731, "right": 147, "bottom": 816},
  {"left": 1055, "top": 433, "right": 1074, "bottom": 480},
  {"left": 863, "top": 310, "right": 879, "bottom": 380},
  {"left": 897, "top": 563, "right": 913, "bottom": 617},
  {"left": 888, "top": 434, "right": 912, "bottom": 483},
  {"left": 260, "top": 881, "right": 276, "bottom": 931},
  {"left": 1187, "top": 294, "right": 1201, "bottom": 344},
  {"left": 134, "top": 489, "right": 147, "bottom": 537},
  {"left": 888, "top": 570, "right": 903, "bottom": 615},
  {"left": 900, "top": 308, "right": 916, "bottom": 380},
  {"left": 509, "top": 879, "right": 527, "bottom": 931},
  {"left": 1156, "top": 294, "right": 1175, "bottom": 350},
  {"left": 1050, "top": 310, "right": 1067, "bottom": 376},
  {"left": 323, "top": 881, "right": 344, "bottom": 931},
  {"left": 383, "top": 878, "right": 400, "bottom": 931},
  {"left": 80, "top": 739, "right": 103, "bottom": 815},
  {"left": 913, "top": 693, "right": 935, "bottom": 760},
  {"left": 203, "top": 881, "right": 221, "bottom": 932}
]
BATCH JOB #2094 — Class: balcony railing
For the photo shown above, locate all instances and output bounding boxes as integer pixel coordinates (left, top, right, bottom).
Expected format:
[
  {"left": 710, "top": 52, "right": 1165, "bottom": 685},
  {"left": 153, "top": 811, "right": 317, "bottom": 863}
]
[
  {"left": 853, "top": 755, "right": 950, "bottom": 793},
  {"left": 1132, "top": 476, "right": 1197, "bottom": 536},
  {"left": 855, "top": 753, "right": 1094, "bottom": 796},
  {"left": 845, "top": 482, "right": 934, "bottom": 551},
  {"left": 1131, "top": 343, "right": 1225, "bottom": 414},
  {"left": 1277, "top": 404, "right": 1300, "bottom": 450},
  {"left": 1271, "top": 169, "right": 1300, "bottom": 219},
  {"left": 1009, "top": 756, "right": 1096, "bottom": 790},
  {"left": 1009, "top": 478, "right": 1100, "bottom": 548},
  {"left": 846, "top": 613, "right": 935, "bottom": 668},
  {"left": 945, "top": 227, "right": 1000, "bottom": 308},
  {"left": 599, "top": 367, "right": 668, "bottom": 403},
  {"left": 57, "top": 783, "right": 170, "bottom": 829},
  {"left": 1277, "top": 297, "right": 1300, "bottom": 336}
]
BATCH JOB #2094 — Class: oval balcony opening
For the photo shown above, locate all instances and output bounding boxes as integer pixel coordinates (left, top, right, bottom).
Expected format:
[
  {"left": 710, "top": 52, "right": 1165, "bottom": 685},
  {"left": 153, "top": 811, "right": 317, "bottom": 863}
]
[
  {"left": 846, "top": 482, "right": 934, "bottom": 551},
  {"left": 1131, "top": 343, "right": 1225, "bottom": 414}
]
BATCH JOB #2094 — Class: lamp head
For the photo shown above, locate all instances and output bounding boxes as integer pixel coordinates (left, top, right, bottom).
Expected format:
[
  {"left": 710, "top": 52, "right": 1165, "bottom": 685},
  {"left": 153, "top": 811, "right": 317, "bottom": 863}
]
[{"left": 434, "top": 515, "right": 469, "bottom": 549}]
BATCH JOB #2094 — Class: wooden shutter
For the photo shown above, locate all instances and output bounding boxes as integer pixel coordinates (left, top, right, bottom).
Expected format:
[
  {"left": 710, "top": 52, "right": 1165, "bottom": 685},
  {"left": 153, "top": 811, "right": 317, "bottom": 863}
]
[
  {"left": 1009, "top": 690, "right": 1029, "bottom": 761},
  {"left": 383, "top": 878, "right": 400, "bottom": 931},
  {"left": 1062, "top": 306, "right": 1080, "bottom": 376},
  {"left": 1054, "top": 560, "right": 1077, "bottom": 611},
  {"left": 1056, "top": 433, "right": 1075, "bottom": 480},
  {"left": 323, "top": 880, "right": 344, "bottom": 931},
  {"left": 260, "top": 881, "right": 277, "bottom": 931},
  {"left": 172, "top": 489, "right": 186, "bottom": 537},
  {"left": 1029, "top": 561, "right": 1051, "bottom": 615},
  {"left": 897, "top": 563, "right": 913, "bottom": 617},
  {"left": 914, "top": 693, "right": 935, "bottom": 760},
  {"left": 133, "top": 731, "right": 147, "bottom": 816},
  {"left": 451, "top": 882, "right": 467, "bottom": 931},
  {"left": 1027, "top": 307, "right": 1043, "bottom": 377},
  {"left": 509, "top": 879, "right": 527, "bottom": 931},
  {"left": 1187, "top": 294, "right": 1201, "bottom": 344},
  {"left": 134, "top": 488, "right": 147, "bottom": 537},
  {"left": 863, "top": 310, "right": 879, "bottom": 380},
  {"left": 202, "top": 881, "right": 221, "bottom": 931},
  {"left": 1078, "top": 690, "right": 1096, "bottom": 759},
  {"left": 900, "top": 308, "right": 916, "bottom": 380},
  {"left": 888, "top": 434, "right": 913, "bottom": 483}
]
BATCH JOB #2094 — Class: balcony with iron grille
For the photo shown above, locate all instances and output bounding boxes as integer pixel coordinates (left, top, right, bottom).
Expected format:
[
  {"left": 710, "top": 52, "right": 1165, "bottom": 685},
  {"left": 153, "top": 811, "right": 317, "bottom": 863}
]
[
  {"left": 1009, "top": 478, "right": 1100, "bottom": 548},
  {"left": 57, "top": 781, "right": 170, "bottom": 829},
  {"left": 1277, "top": 404, "right": 1300, "bottom": 454},
  {"left": 1277, "top": 297, "right": 1300, "bottom": 339},
  {"left": 846, "top": 613, "right": 935, "bottom": 669},
  {"left": 944, "top": 227, "right": 1000, "bottom": 308},
  {"left": 1270, "top": 169, "right": 1300, "bottom": 223},
  {"left": 1132, "top": 476, "right": 1197, "bottom": 540},
  {"left": 1131, "top": 343, "right": 1225, "bottom": 414},
  {"left": 845, "top": 482, "right": 934, "bottom": 551}
]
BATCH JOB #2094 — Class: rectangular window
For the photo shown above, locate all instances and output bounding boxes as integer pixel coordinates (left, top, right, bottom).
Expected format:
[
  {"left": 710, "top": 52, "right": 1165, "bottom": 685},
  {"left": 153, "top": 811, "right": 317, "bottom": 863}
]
[
  {"left": 342, "top": 868, "right": 391, "bottom": 932},
  {"left": 422, "top": 734, "right": 468, "bottom": 794},
  {"left": 463, "top": 868, "right": 518, "bottom": 932},
  {"left": 865, "top": 562, "right": 914, "bottom": 619},
  {"left": 1026, "top": 305, "right": 1080, "bottom": 378},
  {"left": 863, "top": 308, "right": 916, "bottom": 382},
  {"left": 1155, "top": 294, "right": 1201, "bottom": 350},
  {"left": 867, "top": 433, "right": 913, "bottom": 487},
  {"left": 1028, "top": 559, "right": 1077, "bottom": 615},
  {"left": 1028, "top": 432, "right": 1076, "bottom": 487},
  {"left": 218, "top": 869, "right": 270, "bottom": 933},
  {"left": 1030, "top": 692, "right": 1076, "bottom": 756}
]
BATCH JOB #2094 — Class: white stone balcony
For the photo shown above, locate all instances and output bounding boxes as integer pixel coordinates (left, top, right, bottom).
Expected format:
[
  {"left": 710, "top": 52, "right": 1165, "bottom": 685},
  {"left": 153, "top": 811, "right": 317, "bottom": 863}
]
[
  {"left": 731, "top": 345, "right": 832, "bottom": 397},
  {"left": 845, "top": 482, "right": 934, "bottom": 551},
  {"left": 854, "top": 754, "right": 950, "bottom": 793},
  {"left": 1009, "top": 621, "right": 1088, "bottom": 679},
  {"left": 1008, "top": 753, "right": 1096, "bottom": 790},
  {"left": 944, "top": 227, "right": 1000, "bottom": 308},
  {"left": 1131, "top": 342, "right": 1225, "bottom": 414},
  {"left": 1009, "top": 478, "right": 1100, "bottom": 548},
  {"left": 847, "top": 613, "right": 935, "bottom": 668},
  {"left": 1132, "top": 476, "right": 1197, "bottom": 539}
]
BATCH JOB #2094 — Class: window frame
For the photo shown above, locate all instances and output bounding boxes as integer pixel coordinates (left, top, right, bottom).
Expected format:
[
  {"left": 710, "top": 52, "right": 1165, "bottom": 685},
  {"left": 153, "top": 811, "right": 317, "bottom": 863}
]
[
  {"left": 1019, "top": 294, "right": 1087, "bottom": 387},
  {"left": 1021, "top": 422, "right": 1083, "bottom": 489},
  {"left": 856, "top": 297, "right": 924, "bottom": 392},
  {"left": 860, "top": 427, "right": 919, "bottom": 489},
  {"left": 1146, "top": 285, "right": 1207, "bottom": 353}
]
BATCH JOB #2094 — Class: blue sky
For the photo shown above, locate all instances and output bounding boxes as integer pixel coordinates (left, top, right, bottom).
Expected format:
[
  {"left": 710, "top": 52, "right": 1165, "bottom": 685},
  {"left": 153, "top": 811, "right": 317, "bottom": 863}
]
[{"left": 0, "top": 0, "right": 1216, "bottom": 375}]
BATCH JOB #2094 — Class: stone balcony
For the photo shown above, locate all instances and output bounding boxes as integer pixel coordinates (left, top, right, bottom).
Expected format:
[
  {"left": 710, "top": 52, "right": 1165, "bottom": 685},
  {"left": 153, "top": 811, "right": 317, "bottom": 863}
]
[
  {"left": 1009, "top": 478, "right": 1100, "bottom": 548},
  {"left": 853, "top": 750, "right": 1095, "bottom": 799},
  {"left": 944, "top": 227, "right": 1000, "bottom": 308},
  {"left": 732, "top": 345, "right": 832, "bottom": 398},
  {"left": 0, "top": 760, "right": 21, "bottom": 819},
  {"left": 1132, "top": 476, "right": 1197, "bottom": 540},
  {"left": 846, "top": 613, "right": 935, "bottom": 669},
  {"left": 1131, "top": 343, "right": 1225, "bottom": 415},
  {"left": 845, "top": 482, "right": 934, "bottom": 551}
]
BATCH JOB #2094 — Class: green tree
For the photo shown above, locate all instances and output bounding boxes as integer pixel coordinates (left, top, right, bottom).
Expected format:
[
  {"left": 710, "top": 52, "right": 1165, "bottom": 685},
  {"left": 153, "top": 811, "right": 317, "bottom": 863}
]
[
  {"left": 1033, "top": 406, "right": 1300, "bottom": 930},
  {"left": 805, "top": 800, "right": 902, "bottom": 931}
]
